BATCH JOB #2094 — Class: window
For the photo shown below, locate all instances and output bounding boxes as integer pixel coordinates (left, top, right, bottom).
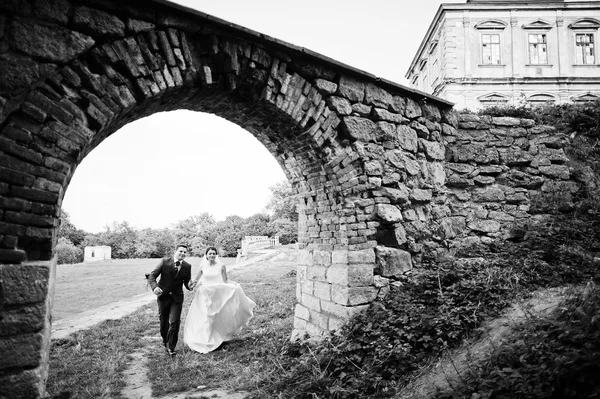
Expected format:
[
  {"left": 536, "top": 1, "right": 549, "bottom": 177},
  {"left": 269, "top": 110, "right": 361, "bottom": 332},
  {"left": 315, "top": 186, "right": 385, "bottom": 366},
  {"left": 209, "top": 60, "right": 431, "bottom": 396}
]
[
  {"left": 576, "top": 33, "right": 595, "bottom": 64},
  {"left": 528, "top": 34, "right": 548, "bottom": 64},
  {"left": 482, "top": 34, "right": 501, "bottom": 64}
]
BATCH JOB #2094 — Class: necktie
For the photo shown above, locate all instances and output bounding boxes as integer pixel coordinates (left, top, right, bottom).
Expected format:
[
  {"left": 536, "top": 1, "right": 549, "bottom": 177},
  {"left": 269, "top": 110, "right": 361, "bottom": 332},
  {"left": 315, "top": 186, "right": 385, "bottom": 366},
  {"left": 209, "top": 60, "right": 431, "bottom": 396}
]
[{"left": 175, "top": 261, "right": 181, "bottom": 272}]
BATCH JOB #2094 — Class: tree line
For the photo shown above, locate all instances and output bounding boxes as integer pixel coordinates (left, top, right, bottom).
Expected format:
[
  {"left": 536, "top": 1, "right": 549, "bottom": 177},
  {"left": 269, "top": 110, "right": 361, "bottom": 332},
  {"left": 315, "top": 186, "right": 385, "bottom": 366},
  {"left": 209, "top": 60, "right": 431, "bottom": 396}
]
[{"left": 56, "top": 181, "right": 298, "bottom": 264}]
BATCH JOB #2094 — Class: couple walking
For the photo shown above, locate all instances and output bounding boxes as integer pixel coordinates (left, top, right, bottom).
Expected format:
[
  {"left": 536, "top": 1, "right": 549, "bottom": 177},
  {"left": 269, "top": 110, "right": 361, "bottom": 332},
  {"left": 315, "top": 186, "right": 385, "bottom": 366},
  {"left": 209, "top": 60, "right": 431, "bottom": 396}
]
[{"left": 147, "top": 244, "right": 256, "bottom": 356}]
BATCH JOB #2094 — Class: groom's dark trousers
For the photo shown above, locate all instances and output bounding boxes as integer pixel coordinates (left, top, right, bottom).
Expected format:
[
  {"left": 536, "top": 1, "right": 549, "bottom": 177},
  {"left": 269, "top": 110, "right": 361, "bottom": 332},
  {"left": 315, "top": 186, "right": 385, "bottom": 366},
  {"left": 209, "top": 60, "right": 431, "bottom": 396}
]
[{"left": 148, "top": 257, "right": 191, "bottom": 351}]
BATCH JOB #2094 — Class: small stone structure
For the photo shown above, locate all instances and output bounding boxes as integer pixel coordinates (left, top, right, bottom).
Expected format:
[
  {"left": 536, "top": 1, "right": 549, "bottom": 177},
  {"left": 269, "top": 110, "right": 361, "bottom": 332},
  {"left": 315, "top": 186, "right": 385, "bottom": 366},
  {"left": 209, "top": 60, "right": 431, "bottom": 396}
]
[
  {"left": 0, "top": 0, "right": 594, "bottom": 397},
  {"left": 240, "top": 235, "right": 280, "bottom": 256},
  {"left": 83, "top": 245, "right": 111, "bottom": 262}
]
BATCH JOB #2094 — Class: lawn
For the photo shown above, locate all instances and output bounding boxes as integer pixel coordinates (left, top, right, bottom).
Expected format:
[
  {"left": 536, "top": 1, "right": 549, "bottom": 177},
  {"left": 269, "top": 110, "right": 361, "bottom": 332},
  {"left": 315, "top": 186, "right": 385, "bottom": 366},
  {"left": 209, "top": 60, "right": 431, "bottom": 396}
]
[
  {"left": 47, "top": 249, "right": 297, "bottom": 398},
  {"left": 52, "top": 256, "right": 236, "bottom": 320}
]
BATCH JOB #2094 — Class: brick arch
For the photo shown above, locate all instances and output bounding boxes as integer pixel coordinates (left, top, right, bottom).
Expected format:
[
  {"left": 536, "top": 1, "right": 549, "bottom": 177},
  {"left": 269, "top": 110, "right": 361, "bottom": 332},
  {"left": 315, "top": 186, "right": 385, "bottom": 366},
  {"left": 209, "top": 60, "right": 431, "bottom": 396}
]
[{"left": 0, "top": 1, "right": 455, "bottom": 397}]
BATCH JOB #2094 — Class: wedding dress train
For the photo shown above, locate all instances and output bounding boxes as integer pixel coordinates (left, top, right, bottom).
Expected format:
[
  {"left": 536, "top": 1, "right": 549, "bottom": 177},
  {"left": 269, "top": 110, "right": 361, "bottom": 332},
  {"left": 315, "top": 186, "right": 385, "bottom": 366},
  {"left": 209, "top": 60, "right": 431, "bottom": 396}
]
[{"left": 183, "top": 259, "right": 255, "bottom": 353}]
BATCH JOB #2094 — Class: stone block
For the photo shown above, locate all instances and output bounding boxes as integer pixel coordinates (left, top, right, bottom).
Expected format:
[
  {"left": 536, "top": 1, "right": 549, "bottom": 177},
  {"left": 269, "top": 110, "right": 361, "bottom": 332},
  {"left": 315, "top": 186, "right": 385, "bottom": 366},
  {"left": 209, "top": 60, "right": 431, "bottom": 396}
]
[
  {"left": 73, "top": 5, "right": 125, "bottom": 37},
  {"left": 341, "top": 116, "right": 376, "bottom": 141},
  {"left": 419, "top": 139, "right": 445, "bottom": 161},
  {"left": 348, "top": 286, "right": 379, "bottom": 306},
  {"left": 397, "top": 125, "right": 418, "bottom": 153},
  {"left": 309, "top": 309, "right": 329, "bottom": 330},
  {"left": 326, "top": 265, "right": 348, "bottom": 286},
  {"left": 348, "top": 264, "right": 374, "bottom": 285},
  {"left": 301, "top": 293, "right": 321, "bottom": 311},
  {"left": 306, "top": 265, "right": 327, "bottom": 281},
  {"left": 374, "top": 246, "right": 412, "bottom": 278},
  {"left": 331, "top": 249, "right": 348, "bottom": 265},
  {"left": 0, "top": 333, "right": 43, "bottom": 368},
  {"left": 313, "top": 250, "right": 331, "bottom": 266},
  {"left": 331, "top": 284, "right": 349, "bottom": 305},
  {"left": 298, "top": 249, "right": 313, "bottom": 266},
  {"left": 0, "top": 303, "right": 45, "bottom": 335},
  {"left": 0, "top": 264, "right": 49, "bottom": 305},
  {"left": 313, "top": 281, "right": 331, "bottom": 301},
  {"left": 294, "top": 304, "right": 310, "bottom": 321},
  {"left": 11, "top": 19, "right": 95, "bottom": 63},
  {"left": 375, "top": 204, "right": 402, "bottom": 223},
  {"left": 337, "top": 75, "right": 364, "bottom": 102},
  {"left": 348, "top": 248, "right": 375, "bottom": 264},
  {"left": 467, "top": 219, "right": 501, "bottom": 233},
  {"left": 0, "top": 368, "right": 44, "bottom": 399},
  {"left": 328, "top": 316, "right": 346, "bottom": 331}
]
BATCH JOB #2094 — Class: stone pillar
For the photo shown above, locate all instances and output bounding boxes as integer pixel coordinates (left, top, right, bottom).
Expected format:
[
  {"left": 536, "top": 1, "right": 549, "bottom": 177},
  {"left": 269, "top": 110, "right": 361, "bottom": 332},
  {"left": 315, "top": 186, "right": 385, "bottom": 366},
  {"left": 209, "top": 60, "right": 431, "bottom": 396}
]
[
  {"left": 292, "top": 247, "right": 375, "bottom": 340},
  {"left": 0, "top": 258, "right": 56, "bottom": 399}
]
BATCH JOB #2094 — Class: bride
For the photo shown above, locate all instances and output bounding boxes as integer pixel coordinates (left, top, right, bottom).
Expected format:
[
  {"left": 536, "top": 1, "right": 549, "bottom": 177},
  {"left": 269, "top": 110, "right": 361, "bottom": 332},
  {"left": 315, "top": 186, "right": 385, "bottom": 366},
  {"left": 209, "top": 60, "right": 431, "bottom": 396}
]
[{"left": 183, "top": 246, "right": 256, "bottom": 353}]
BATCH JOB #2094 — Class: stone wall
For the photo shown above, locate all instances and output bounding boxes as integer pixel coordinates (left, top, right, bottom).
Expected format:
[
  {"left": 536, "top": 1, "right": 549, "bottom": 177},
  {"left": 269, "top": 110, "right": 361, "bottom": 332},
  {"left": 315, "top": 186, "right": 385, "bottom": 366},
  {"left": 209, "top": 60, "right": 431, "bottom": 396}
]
[{"left": 0, "top": 0, "right": 590, "bottom": 397}]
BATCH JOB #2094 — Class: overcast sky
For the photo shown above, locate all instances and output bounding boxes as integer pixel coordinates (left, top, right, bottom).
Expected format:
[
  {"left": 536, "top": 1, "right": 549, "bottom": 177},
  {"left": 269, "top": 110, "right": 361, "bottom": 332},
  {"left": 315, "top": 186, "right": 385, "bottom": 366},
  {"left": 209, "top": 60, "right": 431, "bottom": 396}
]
[{"left": 62, "top": 0, "right": 451, "bottom": 233}]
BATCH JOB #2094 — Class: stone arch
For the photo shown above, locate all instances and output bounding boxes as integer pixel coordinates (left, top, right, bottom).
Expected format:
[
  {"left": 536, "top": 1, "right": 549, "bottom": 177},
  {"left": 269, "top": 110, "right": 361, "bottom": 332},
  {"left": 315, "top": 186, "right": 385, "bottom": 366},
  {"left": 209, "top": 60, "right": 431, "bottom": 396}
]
[{"left": 0, "top": 1, "right": 455, "bottom": 396}]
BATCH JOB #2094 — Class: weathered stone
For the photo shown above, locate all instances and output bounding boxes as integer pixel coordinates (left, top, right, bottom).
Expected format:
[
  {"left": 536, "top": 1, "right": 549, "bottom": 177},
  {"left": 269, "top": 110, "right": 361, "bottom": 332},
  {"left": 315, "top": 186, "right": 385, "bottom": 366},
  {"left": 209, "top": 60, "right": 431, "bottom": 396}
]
[
  {"left": 341, "top": 116, "right": 376, "bottom": 141},
  {"left": 372, "top": 108, "right": 407, "bottom": 124},
  {"left": 0, "top": 264, "right": 49, "bottom": 305},
  {"left": 491, "top": 116, "right": 521, "bottom": 126},
  {"left": 0, "top": 303, "right": 45, "bottom": 334},
  {"left": 420, "top": 139, "right": 445, "bottom": 161},
  {"left": 374, "top": 122, "right": 396, "bottom": 142},
  {"left": 375, "top": 204, "right": 403, "bottom": 223},
  {"left": 422, "top": 103, "right": 442, "bottom": 122},
  {"left": 374, "top": 186, "right": 410, "bottom": 205},
  {"left": 314, "top": 78, "right": 337, "bottom": 94},
  {"left": 404, "top": 97, "right": 422, "bottom": 118},
  {"left": 468, "top": 219, "right": 501, "bottom": 233},
  {"left": 0, "top": 333, "right": 44, "bottom": 368},
  {"left": 409, "top": 188, "right": 432, "bottom": 202},
  {"left": 348, "top": 248, "right": 376, "bottom": 264},
  {"left": 499, "top": 149, "right": 533, "bottom": 165},
  {"left": 410, "top": 120, "right": 429, "bottom": 139},
  {"left": 337, "top": 75, "right": 364, "bottom": 102},
  {"left": 0, "top": 369, "right": 44, "bottom": 399},
  {"left": 472, "top": 186, "right": 506, "bottom": 202},
  {"left": 397, "top": 124, "right": 418, "bottom": 152},
  {"left": 0, "top": 53, "right": 45, "bottom": 94},
  {"left": 365, "top": 160, "right": 383, "bottom": 176},
  {"left": 32, "top": 0, "right": 69, "bottom": 24},
  {"left": 127, "top": 18, "right": 155, "bottom": 33},
  {"left": 498, "top": 170, "right": 545, "bottom": 189},
  {"left": 73, "top": 5, "right": 125, "bottom": 37},
  {"left": 452, "top": 144, "right": 499, "bottom": 164},
  {"left": 365, "top": 83, "right": 393, "bottom": 108},
  {"left": 327, "top": 96, "right": 352, "bottom": 115},
  {"left": 11, "top": 19, "right": 94, "bottom": 63},
  {"left": 375, "top": 246, "right": 412, "bottom": 277},
  {"left": 438, "top": 216, "right": 466, "bottom": 239},
  {"left": 539, "top": 165, "right": 570, "bottom": 179}
]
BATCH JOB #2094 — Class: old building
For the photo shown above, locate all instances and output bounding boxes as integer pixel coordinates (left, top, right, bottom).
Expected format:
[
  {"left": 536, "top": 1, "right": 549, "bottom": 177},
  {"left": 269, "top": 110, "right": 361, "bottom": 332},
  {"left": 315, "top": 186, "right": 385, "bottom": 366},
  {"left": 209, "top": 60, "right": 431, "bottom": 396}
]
[{"left": 406, "top": 0, "right": 600, "bottom": 109}]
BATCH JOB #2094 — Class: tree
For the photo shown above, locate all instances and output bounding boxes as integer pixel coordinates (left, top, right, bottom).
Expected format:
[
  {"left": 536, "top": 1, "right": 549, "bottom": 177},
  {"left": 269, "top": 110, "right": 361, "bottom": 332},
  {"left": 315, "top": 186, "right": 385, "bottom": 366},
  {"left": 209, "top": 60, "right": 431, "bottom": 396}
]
[
  {"left": 266, "top": 181, "right": 298, "bottom": 222},
  {"left": 268, "top": 218, "right": 298, "bottom": 245},
  {"left": 173, "top": 213, "right": 216, "bottom": 255},
  {"left": 55, "top": 237, "right": 83, "bottom": 264},
  {"left": 244, "top": 213, "right": 273, "bottom": 237},
  {"left": 97, "top": 221, "right": 137, "bottom": 259},
  {"left": 57, "top": 210, "right": 86, "bottom": 247},
  {"left": 212, "top": 215, "right": 245, "bottom": 257}
]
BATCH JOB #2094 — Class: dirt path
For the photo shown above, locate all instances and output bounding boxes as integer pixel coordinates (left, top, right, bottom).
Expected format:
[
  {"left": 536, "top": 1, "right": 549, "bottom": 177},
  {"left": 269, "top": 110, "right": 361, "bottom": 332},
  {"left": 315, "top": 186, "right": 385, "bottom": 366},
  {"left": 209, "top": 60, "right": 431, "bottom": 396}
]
[
  {"left": 51, "top": 250, "right": 281, "bottom": 399},
  {"left": 396, "top": 286, "right": 571, "bottom": 399}
]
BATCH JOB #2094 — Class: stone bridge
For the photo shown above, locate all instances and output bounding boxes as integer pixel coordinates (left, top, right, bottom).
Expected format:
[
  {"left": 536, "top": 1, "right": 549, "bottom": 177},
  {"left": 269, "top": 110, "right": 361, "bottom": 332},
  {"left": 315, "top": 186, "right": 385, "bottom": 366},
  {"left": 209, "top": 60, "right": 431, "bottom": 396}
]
[{"left": 0, "top": 0, "right": 587, "bottom": 397}]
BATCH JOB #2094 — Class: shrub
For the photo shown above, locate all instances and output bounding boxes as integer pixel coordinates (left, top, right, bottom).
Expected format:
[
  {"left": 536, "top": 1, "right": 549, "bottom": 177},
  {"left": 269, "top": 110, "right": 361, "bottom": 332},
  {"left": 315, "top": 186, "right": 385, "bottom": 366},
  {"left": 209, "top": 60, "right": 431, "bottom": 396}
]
[{"left": 56, "top": 237, "right": 83, "bottom": 265}]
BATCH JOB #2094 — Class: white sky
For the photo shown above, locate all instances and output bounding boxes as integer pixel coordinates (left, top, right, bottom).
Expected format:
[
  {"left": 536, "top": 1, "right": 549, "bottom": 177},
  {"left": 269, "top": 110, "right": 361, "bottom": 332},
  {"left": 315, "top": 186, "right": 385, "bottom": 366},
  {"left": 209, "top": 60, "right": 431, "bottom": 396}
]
[{"left": 62, "top": 0, "right": 451, "bottom": 233}]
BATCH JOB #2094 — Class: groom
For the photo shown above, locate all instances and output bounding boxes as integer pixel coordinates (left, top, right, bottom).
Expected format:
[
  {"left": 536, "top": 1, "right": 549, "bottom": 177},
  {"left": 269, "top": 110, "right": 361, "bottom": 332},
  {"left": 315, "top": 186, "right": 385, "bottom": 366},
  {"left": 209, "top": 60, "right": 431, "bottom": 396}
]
[{"left": 148, "top": 244, "right": 193, "bottom": 356}]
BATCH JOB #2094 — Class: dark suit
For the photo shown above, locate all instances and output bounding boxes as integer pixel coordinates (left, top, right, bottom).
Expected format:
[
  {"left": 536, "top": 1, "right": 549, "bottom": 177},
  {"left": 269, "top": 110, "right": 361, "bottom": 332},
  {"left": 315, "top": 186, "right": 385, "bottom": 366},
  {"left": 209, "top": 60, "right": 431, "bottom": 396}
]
[{"left": 148, "top": 257, "right": 192, "bottom": 351}]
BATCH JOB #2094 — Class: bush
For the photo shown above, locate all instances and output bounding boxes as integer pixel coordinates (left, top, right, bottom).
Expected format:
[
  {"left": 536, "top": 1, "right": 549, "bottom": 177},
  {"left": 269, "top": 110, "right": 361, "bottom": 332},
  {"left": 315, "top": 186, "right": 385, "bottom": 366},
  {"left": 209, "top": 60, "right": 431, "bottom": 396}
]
[{"left": 56, "top": 237, "right": 83, "bottom": 265}]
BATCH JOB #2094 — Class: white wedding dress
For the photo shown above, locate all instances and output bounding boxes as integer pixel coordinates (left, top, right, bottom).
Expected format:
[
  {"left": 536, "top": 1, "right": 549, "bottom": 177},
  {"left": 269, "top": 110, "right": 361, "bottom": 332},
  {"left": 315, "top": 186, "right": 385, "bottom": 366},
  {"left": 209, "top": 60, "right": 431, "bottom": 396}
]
[{"left": 183, "top": 259, "right": 256, "bottom": 353}]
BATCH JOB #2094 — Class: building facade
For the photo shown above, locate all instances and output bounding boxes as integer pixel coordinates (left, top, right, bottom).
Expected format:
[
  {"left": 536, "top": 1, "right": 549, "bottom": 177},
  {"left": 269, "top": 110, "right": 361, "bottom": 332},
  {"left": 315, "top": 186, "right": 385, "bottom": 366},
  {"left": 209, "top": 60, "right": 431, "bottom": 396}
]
[{"left": 406, "top": 0, "right": 600, "bottom": 109}]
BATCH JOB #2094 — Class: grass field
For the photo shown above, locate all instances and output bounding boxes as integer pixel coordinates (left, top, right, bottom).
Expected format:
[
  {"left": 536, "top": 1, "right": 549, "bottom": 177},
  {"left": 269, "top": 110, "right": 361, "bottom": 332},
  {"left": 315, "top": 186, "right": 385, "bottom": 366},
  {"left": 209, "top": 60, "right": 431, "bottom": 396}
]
[
  {"left": 47, "top": 249, "right": 297, "bottom": 398},
  {"left": 52, "top": 256, "right": 236, "bottom": 321}
]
